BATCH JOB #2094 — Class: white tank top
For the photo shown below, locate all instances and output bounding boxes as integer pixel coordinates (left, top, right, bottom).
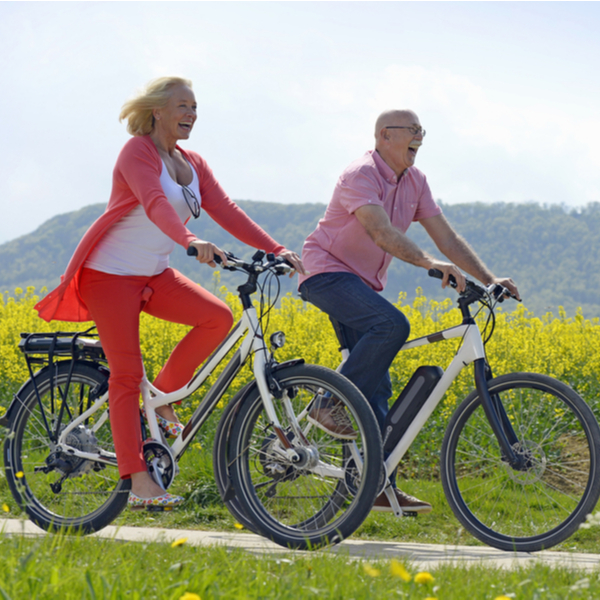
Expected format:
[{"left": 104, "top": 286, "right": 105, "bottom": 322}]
[{"left": 85, "top": 160, "right": 201, "bottom": 276}]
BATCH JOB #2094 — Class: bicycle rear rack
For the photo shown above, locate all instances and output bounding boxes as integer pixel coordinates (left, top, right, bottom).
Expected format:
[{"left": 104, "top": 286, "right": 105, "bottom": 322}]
[{"left": 0, "top": 327, "right": 107, "bottom": 430}]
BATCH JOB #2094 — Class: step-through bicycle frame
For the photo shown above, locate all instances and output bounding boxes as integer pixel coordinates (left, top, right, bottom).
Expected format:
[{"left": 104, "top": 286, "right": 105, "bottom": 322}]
[{"left": 21, "top": 255, "right": 310, "bottom": 472}]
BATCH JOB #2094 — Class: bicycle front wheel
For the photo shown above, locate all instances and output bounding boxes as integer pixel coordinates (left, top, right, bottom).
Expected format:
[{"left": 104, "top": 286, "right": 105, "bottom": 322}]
[
  {"left": 4, "top": 361, "right": 130, "bottom": 533},
  {"left": 441, "top": 372, "right": 600, "bottom": 552},
  {"left": 213, "top": 382, "right": 259, "bottom": 533},
  {"left": 228, "top": 363, "right": 383, "bottom": 550}
]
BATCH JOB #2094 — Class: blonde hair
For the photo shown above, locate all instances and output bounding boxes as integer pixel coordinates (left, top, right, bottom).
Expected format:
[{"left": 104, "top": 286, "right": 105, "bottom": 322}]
[{"left": 119, "top": 76, "right": 193, "bottom": 136}]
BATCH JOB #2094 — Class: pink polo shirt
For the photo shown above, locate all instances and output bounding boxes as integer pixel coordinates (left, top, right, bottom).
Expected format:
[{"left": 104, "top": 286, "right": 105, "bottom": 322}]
[{"left": 299, "top": 150, "right": 441, "bottom": 292}]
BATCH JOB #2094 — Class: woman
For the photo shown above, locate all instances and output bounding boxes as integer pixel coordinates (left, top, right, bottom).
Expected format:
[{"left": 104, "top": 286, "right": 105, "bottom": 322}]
[{"left": 35, "top": 77, "right": 305, "bottom": 509}]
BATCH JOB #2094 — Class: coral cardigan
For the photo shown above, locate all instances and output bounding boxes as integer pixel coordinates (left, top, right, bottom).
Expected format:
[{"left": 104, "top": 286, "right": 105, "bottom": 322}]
[{"left": 36, "top": 135, "right": 284, "bottom": 322}]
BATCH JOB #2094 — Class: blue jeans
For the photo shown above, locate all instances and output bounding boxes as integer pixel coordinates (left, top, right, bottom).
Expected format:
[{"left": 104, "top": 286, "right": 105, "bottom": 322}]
[{"left": 299, "top": 272, "right": 411, "bottom": 432}]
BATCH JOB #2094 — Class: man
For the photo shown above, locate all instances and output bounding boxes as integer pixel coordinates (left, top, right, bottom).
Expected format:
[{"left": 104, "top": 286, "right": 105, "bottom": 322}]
[{"left": 298, "top": 109, "right": 520, "bottom": 514}]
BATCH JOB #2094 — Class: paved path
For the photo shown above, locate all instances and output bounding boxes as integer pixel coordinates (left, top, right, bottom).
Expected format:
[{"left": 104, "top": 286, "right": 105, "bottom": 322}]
[{"left": 2, "top": 518, "right": 599, "bottom": 572}]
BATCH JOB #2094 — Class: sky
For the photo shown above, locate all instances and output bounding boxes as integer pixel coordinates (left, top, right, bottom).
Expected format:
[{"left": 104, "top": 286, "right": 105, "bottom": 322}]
[{"left": 1, "top": 1, "right": 600, "bottom": 244}]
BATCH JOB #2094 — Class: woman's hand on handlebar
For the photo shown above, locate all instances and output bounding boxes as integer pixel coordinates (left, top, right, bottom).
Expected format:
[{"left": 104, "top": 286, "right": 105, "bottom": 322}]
[
  {"left": 188, "top": 240, "right": 229, "bottom": 268},
  {"left": 277, "top": 249, "right": 307, "bottom": 277}
]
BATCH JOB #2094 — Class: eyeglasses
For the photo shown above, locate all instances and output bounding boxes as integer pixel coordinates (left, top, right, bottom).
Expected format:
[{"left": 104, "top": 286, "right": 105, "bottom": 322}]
[
  {"left": 182, "top": 185, "right": 201, "bottom": 219},
  {"left": 385, "top": 125, "right": 426, "bottom": 137}
]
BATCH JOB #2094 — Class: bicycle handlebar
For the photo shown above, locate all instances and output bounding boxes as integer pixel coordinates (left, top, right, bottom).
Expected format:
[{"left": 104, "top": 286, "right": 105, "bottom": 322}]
[
  {"left": 428, "top": 269, "right": 517, "bottom": 304},
  {"left": 186, "top": 246, "right": 294, "bottom": 276}
]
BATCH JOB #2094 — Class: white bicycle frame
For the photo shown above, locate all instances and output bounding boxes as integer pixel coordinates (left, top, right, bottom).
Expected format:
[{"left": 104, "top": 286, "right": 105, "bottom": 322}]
[
  {"left": 336, "top": 297, "right": 491, "bottom": 516},
  {"left": 53, "top": 300, "right": 301, "bottom": 467}
]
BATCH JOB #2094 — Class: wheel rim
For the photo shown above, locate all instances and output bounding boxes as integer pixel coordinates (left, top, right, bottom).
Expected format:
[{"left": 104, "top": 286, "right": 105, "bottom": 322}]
[
  {"left": 448, "top": 381, "right": 596, "bottom": 542},
  {"left": 235, "top": 376, "right": 374, "bottom": 535},
  {"left": 10, "top": 368, "right": 125, "bottom": 526}
]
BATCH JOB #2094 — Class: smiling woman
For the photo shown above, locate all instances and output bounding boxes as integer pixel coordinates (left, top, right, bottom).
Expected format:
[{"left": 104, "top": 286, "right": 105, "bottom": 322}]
[{"left": 34, "top": 75, "right": 305, "bottom": 509}]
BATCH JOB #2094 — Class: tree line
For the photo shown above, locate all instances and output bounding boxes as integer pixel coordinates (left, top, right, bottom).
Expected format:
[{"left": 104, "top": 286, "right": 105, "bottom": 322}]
[{"left": 2, "top": 200, "right": 599, "bottom": 318}]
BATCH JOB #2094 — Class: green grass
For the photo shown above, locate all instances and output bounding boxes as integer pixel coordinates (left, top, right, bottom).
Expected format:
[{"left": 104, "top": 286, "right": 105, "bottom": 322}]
[
  {"left": 0, "top": 531, "right": 599, "bottom": 600},
  {"left": 3, "top": 433, "right": 600, "bottom": 598},
  {"left": 3, "top": 445, "right": 600, "bottom": 555}
]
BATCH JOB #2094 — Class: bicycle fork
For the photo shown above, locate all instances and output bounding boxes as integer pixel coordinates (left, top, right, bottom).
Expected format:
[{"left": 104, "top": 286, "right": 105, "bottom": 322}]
[{"left": 473, "top": 358, "right": 525, "bottom": 470}]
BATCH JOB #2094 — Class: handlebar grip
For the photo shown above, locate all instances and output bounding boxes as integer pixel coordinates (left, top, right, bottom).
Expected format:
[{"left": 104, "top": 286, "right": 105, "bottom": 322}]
[
  {"left": 186, "top": 246, "right": 222, "bottom": 264},
  {"left": 428, "top": 268, "right": 457, "bottom": 288}
]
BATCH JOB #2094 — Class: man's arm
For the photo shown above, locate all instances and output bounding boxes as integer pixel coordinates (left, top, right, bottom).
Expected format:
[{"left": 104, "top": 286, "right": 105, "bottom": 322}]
[
  {"left": 354, "top": 204, "right": 468, "bottom": 291},
  {"left": 419, "top": 213, "right": 520, "bottom": 299}
]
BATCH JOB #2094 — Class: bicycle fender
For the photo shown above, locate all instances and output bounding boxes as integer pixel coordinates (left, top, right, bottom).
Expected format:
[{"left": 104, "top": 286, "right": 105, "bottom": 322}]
[
  {"left": 225, "top": 359, "right": 307, "bottom": 415},
  {"left": 218, "top": 359, "right": 306, "bottom": 440},
  {"left": 0, "top": 360, "right": 109, "bottom": 429}
]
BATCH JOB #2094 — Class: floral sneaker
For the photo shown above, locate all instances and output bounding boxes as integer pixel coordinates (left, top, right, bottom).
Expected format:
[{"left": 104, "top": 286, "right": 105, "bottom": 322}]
[
  {"left": 128, "top": 492, "right": 185, "bottom": 511},
  {"left": 141, "top": 407, "right": 184, "bottom": 439}
]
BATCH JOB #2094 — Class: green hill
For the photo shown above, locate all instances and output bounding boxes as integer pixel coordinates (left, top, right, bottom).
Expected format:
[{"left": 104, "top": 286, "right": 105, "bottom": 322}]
[{"left": 2, "top": 200, "right": 600, "bottom": 318}]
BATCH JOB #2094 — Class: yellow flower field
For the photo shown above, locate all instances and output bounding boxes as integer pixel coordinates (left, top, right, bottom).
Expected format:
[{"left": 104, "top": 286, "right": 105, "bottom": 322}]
[{"left": 2, "top": 284, "right": 600, "bottom": 476}]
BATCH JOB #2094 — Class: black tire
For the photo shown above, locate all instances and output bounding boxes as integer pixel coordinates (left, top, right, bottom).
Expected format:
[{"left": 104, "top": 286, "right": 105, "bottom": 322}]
[
  {"left": 213, "top": 382, "right": 259, "bottom": 533},
  {"left": 4, "top": 361, "right": 130, "bottom": 533},
  {"left": 228, "top": 363, "right": 383, "bottom": 550},
  {"left": 441, "top": 372, "right": 600, "bottom": 552}
]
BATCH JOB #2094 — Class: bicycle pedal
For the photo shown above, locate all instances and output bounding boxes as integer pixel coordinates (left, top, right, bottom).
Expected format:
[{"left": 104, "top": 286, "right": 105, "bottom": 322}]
[{"left": 147, "top": 505, "right": 173, "bottom": 513}]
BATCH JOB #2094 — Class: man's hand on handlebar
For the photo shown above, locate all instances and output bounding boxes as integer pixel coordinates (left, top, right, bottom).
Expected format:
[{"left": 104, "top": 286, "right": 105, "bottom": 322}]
[
  {"left": 188, "top": 240, "right": 229, "bottom": 268},
  {"left": 429, "top": 261, "right": 467, "bottom": 293},
  {"left": 490, "top": 277, "right": 521, "bottom": 302},
  {"left": 276, "top": 250, "right": 307, "bottom": 278}
]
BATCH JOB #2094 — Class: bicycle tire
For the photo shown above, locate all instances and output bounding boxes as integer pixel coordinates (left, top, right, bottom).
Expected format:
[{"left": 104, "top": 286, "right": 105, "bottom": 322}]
[
  {"left": 213, "top": 382, "right": 259, "bottom": 533},
  {"left": 441, "top": 372, "right": 600, "bottom": 552},
  {"left": 4, "top": 361, "right": 130, "bottom": 533},
  {"left": 228, "top": 363, "right": 383, "bottom": 550}
]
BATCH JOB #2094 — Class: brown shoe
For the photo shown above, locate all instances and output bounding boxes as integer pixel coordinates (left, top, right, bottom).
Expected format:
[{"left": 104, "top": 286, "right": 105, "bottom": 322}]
[
  {"left": 372, "top": 488, "right": 432, "bottom": 514},
  {"left": 307, "top": 398, "right": 358, "bottom": 440}
]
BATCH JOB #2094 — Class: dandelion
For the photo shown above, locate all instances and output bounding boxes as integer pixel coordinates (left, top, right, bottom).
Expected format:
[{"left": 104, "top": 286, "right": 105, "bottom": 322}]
[
  {"left": 2, "top": 504, "right": 9, "bottom": 513},
  {"left": 234, "top": 523, "right": 244, "bottom": 530},
  {"left": 494, "top": 596, "right": 512, "bottom": 600},
  {"left": 171, "top": 537, "right": 188, "bottom": 548},
  {"left": 390, "top": 559, "right": 411, "bottom": 581},
  {"left": 179, "top": 594, "right": 201, "bottom": 600},
  {"left": 15, "top": 471, "right": 24, "bottom": 479},
  {"left": 362, "top": 563, "right": 380, "bottom": 577},
  {"left": 414, "top": 572, "right": 435, "bottom": 584}
]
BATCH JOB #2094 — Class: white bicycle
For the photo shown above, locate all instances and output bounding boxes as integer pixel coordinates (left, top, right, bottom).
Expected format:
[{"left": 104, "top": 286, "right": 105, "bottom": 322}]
[
  {"left": 329, "top": 270, "right": 600, "bottom": 552},
  {"left": 2, "top": 250, "right": 383, "bottom": 550}
]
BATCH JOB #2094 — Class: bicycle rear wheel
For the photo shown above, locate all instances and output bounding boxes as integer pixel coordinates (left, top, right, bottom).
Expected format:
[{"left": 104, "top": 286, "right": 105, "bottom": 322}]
[
  {"left": 228, "top": 363, "right": 383, "bottom": 550},
  {"left": 4, "top": 361, "right": 129, "bottom": 533},
  {"left": 441, "top": 372, "right": 600, "bottom": 552}
]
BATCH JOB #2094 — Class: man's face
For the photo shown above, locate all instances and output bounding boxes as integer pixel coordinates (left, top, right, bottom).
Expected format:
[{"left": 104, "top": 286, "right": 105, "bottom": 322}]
[{"left": 382, "top": 112, "right": 424, "bottom": 174}]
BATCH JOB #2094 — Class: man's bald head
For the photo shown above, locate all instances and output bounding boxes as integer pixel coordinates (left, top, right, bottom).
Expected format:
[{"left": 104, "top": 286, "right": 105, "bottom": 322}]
[
  {"left": 373, "top": 109, "right": 423, "bottom": 176},
  {"left": 374, "top": 110, "right": 419, "bottom": 139}
]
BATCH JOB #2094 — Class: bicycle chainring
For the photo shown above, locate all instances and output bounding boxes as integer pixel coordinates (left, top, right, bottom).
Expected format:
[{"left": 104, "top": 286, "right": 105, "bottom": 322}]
[{"left": 143, "top": 439, "right": 176, "bottom": 490}]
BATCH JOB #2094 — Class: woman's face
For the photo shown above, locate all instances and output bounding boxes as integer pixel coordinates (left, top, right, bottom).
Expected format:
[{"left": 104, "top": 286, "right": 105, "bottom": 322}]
[{"left": 154, "top": 85, "right": 197, "bottom": 141}]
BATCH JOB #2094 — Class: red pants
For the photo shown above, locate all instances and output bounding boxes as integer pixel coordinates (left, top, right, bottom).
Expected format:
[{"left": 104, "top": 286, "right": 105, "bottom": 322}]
[{"left": 79, "top": 267, "right": 233, "bottom": 478}]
